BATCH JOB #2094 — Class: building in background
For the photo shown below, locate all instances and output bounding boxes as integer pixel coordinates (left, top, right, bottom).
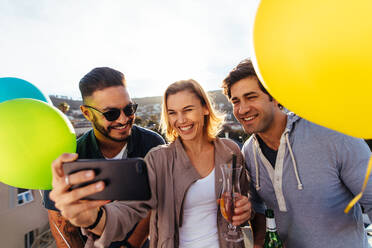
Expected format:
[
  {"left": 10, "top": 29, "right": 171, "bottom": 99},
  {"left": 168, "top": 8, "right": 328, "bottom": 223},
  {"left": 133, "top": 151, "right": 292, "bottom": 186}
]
[{"left": 0, "top": 183, "right": 54, "bottom": 248}]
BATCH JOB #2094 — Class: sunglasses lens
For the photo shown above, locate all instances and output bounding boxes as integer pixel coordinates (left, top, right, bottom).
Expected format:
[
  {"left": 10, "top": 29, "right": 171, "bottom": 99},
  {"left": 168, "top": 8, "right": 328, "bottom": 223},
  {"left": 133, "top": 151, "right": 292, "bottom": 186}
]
[
  {"left": 124, "top": 104, "right": 137, "bottom": 116},
  {"left": 103, "top": 109, "right": 121, "bottom": 121}
]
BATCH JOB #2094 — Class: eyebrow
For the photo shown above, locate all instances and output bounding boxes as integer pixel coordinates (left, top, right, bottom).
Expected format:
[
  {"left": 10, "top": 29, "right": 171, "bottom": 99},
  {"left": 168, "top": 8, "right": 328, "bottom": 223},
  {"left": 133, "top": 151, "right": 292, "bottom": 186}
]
[
  {"left": 231, "top": 92, "right": 256, "bottom": 101},
  {"left": 102, "top": 102, "right": 133, "bottom": 111},
  {"left": 183, "top": 105, "right": 194, "bottom": 109},
  {"left": 101, "top": 106, "right": 117, "bottom": 112},
  {"left": 167, "top": 105, "right": 195, "bottom": 112}
]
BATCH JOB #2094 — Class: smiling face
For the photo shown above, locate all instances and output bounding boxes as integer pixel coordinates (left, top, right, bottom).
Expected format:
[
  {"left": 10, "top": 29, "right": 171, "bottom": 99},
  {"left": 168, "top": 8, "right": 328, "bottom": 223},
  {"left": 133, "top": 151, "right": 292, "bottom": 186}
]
[
  {"left": 81, "top": 86, "right": 135, "bottom": 143},
  {"left": 166, "top": 90, "right": 209, "bottom": 142},
  {"left": 230, "top": 77, "right": 278, "bottom": 135}
]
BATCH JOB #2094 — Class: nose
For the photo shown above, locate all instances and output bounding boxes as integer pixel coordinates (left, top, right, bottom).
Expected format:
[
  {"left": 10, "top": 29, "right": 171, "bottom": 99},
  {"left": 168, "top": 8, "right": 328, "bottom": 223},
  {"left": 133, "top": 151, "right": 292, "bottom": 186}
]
[
  {"left": 238, "top": 101, "right": 251, "bottom": 115},
  {"left": 177, "top": 112, "right": 186, "bottom": 124},
  {"left": 116, "top": 110, "right": 130, "bottom": 124}
]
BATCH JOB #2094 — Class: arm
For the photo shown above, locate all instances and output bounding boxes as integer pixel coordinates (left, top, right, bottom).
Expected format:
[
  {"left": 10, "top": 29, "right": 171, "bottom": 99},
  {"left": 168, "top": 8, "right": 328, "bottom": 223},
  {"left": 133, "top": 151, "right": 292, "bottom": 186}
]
[
  {"left": 47, "top": 210, "right": 85, "bottom": 248},
  {"left": 338, "top": 136, "right": 372, "bottom": 218},
  {"left": 127, "top": 212, "right": 151, "bottom": 248},
  {"left": 251, "top": 213, "right": 266, "bottom": 248}
]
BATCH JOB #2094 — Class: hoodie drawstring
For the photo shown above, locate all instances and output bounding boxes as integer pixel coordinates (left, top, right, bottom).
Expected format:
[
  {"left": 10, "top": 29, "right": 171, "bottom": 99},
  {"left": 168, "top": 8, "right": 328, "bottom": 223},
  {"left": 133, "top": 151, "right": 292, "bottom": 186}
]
[
  {"left": 285, "top": 132, "right": 303, "bottom": 190},
  {"left": 253, "top": 131, "right": 303, "bottom": 191},
  {"left": 252, "top": 139, "right": 261, "bottom": 191}
]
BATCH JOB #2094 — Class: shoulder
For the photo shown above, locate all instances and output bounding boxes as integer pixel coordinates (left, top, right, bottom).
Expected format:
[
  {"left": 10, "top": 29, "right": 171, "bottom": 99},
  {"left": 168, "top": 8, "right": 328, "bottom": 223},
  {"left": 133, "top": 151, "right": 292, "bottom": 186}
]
[
  {"left": 217, "top": 137, "right": 241, "bottom": 152},
  {"left": 132, "top": 125, "right": 165, "bottom": 145},
  {"left": 242, "top": 135, "right": 255, "bottom": 152},
  {"left": 296, "top": 118, "right": 362, "bottom": 144},
  {"left": 76, "top": 129, "right": 93, "bottom": 150},
  {"left": 144, "top": 143, "right": 174, "bottom": 170},
  {"left": 292, "top": 118, "right": 370, "bottom": 157},
  {"left": 146, "top": 142, "right": 173, "bottom": 157},
  {"left": 216, "top": 138, "right": 244, "bottom": 158}
]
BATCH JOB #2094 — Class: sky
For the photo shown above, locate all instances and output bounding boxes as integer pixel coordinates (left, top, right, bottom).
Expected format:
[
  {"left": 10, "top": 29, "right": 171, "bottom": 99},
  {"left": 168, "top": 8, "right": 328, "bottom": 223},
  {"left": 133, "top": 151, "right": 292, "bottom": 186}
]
[{"left": 0, "top": 0, "right": 260, "bottom": 99}]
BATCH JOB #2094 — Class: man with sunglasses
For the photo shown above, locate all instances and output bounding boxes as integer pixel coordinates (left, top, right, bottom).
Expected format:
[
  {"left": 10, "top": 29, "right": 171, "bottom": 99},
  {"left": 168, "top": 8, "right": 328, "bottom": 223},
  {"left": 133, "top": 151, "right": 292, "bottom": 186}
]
[{"left": 43, "top": 67, "right": 165, "bottom": 248}]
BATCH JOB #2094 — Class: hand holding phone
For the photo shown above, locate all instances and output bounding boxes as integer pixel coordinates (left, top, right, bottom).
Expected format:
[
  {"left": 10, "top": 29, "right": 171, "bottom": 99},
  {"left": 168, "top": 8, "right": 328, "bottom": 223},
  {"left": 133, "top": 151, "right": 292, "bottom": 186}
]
[{"left": 63, "top": 158, "right": 151, "bottom": 201}]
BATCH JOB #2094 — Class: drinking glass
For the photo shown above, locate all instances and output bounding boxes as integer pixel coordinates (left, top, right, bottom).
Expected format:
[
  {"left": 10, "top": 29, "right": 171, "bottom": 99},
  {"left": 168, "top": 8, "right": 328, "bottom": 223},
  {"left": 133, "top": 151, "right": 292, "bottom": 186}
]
[{"left": 220, "top": 164, "right": 244, "bottom": 242}]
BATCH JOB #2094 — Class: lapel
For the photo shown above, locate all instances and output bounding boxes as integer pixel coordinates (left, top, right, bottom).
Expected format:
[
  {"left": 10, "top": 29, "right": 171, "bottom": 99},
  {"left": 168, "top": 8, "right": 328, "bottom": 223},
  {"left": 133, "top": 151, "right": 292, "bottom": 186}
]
[
  {"left": 126, "top": 125, "right": 136, "bottom": 157},
  {"left": 89, "top": 130, "right": 104, "bottom": 159},
  {"left": 172, "top": 139, "right": 201, "bottom": 227}
]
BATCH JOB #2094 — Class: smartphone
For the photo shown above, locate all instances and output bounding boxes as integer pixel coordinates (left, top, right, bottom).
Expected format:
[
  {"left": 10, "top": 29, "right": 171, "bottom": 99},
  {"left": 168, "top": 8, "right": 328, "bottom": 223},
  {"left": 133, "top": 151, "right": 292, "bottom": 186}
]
[{"left": 62, "top": 158, "right": 151, "bottom": 201}]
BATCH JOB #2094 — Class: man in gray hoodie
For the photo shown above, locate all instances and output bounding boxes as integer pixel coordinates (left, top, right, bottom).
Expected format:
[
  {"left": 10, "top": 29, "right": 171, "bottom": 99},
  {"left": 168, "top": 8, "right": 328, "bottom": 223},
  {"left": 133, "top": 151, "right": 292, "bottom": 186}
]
[{"left": 222, "top": 59, "right": 372, "bottom": 248}]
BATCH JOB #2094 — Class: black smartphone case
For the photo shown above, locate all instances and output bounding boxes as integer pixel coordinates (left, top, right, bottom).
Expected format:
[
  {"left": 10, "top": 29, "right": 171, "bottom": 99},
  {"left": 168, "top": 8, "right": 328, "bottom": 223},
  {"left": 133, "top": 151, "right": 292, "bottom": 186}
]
[{"left": 63, "top": 158, "right": 151, "bottom": 201}]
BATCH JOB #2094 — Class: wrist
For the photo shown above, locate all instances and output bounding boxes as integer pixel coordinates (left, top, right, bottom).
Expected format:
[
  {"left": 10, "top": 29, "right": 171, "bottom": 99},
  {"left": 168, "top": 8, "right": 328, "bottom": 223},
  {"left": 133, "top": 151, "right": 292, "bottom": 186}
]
[{"left": 86, "top": 207, "right": 104, "bottom": 230}]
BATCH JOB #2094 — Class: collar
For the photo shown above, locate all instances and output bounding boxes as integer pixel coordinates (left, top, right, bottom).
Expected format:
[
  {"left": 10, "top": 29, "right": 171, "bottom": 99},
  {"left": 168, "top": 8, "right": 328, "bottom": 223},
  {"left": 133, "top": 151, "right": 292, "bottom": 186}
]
[
  {"left": 126, "top": 125, "right": 139, "bottom": 156},
  {"left": 172, "top": 137, "right": 237, "bottom": 169},
  {"left": 88, "top": 129, "right": 104, "bottom": 158}
]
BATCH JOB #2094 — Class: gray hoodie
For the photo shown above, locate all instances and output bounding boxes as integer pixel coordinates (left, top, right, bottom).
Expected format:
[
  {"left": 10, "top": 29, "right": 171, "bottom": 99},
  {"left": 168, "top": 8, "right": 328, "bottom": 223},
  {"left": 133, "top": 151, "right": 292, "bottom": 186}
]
[{"left": 243, "top": 113, "right": 372, "bottom": 248}]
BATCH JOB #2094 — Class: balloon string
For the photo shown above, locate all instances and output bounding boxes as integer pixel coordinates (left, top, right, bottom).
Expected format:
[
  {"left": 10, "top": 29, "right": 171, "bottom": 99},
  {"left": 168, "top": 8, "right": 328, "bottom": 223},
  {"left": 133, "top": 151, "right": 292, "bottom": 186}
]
[{"left": 344, "top": 155, "right": 372, "bottom": 213}]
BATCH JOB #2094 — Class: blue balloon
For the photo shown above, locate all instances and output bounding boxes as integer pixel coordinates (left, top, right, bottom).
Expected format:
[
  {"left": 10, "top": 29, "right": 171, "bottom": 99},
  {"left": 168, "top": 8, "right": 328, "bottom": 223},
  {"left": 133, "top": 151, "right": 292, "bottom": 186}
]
[{"left": 0, "top": 77, "right": 50, "bottom": 104}]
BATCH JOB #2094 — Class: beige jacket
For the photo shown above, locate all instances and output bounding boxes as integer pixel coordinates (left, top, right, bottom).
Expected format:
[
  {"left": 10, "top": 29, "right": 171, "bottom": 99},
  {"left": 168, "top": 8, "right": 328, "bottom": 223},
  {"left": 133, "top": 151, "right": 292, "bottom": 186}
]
[{"left": 84, "top": 137, "right": 250, "bottom": 248}]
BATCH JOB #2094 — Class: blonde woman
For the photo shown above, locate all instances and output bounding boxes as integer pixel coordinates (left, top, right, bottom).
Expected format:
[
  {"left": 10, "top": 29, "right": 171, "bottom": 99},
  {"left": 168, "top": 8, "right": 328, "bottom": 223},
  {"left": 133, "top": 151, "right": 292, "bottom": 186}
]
[{"left": 50, "top": 79, "right": 253, "bottom": 248}]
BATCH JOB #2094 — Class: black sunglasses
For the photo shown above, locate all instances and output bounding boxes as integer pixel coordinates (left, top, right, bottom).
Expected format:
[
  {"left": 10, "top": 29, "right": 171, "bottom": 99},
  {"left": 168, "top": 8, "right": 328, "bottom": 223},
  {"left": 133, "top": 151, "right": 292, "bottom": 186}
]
[{"left": 84, "top": 103, "right": 138, "bottom": 121}]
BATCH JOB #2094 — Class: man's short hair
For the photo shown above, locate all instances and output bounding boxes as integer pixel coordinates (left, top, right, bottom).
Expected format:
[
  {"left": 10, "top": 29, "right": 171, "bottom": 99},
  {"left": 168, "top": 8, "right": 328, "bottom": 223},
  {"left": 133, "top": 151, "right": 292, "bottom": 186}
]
[
  {"left": 222, "top": 59, "right": 273, "bottom": 100},
  {"left": 79, "top": 67, "right": 126, "bottom": 101}
]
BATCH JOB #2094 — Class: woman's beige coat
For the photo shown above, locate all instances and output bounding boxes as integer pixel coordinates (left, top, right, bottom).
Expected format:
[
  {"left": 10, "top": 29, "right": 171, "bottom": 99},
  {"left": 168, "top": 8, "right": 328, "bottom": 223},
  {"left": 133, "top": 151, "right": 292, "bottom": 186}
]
[{"left": 84, "top": 137, "right": 251, "bottom": 248}]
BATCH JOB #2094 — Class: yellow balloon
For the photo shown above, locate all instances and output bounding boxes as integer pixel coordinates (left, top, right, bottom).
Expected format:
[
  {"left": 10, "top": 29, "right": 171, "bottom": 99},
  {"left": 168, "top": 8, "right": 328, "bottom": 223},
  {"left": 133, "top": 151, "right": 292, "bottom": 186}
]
[{"left": 252, "top": 0, "right": 372, "bottom": 138}]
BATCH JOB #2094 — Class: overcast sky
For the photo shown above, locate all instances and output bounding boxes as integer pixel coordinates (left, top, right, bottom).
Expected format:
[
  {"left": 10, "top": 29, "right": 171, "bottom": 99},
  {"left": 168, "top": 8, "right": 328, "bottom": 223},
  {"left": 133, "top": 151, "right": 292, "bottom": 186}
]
[{"left": 0, "top": 0, "right": 259, "bottom": 99}]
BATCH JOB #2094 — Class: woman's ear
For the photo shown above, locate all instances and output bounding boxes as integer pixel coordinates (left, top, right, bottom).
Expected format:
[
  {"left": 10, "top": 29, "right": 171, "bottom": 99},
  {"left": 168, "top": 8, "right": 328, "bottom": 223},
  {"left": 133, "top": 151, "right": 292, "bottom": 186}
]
[{"left": 203, "top": 106, "right": 210, "bottom": 116}]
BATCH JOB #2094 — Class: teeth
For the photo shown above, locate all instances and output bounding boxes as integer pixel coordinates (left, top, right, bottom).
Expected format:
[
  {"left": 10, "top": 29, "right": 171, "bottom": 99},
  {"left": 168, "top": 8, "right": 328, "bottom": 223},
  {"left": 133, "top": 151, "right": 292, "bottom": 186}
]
[
  {"left": 114, "top": 125, "right": 127, "bottom": 130},
  {"left": 243, "top": 116, "right": 255, "bottom": 121},
  {"left": 180, "top": 125, "right": 192, "bottom": 131}
]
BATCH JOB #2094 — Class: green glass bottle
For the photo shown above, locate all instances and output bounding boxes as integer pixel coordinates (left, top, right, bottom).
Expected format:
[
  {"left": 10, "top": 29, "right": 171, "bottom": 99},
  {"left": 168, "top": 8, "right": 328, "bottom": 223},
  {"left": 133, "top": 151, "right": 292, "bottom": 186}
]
[{"left": 264, "top": 209, "right": 283, "bottom": 248}]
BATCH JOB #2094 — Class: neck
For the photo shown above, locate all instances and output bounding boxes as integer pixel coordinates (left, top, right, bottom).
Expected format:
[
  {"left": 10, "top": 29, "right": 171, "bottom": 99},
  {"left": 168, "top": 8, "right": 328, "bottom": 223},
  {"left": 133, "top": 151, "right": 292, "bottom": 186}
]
[
  {"left": 181, "top": 134, "right": 212, "bottom": 155},
  {"left": 257, "top": 110, "right": 287, "bottom": 150},
  {"left": 93, "top": 129, "right": 127, "bottom": 158}
]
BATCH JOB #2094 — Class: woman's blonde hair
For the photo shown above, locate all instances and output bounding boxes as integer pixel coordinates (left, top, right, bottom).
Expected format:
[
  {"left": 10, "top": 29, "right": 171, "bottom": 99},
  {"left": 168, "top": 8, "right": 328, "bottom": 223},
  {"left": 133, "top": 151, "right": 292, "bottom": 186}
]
[{"left": 160, "top": 79, "right": 225, "bottom": 143}]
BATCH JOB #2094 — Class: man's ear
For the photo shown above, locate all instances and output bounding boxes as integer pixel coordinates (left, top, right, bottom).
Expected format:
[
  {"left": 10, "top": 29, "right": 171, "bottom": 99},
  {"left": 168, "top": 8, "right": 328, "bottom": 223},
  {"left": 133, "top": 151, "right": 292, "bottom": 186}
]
[
  {"left": 80, "top": 105, "right": 93, "bottom": 121},
  {"left": 272, "top": 98, "right": 283, "bottom": 110}
]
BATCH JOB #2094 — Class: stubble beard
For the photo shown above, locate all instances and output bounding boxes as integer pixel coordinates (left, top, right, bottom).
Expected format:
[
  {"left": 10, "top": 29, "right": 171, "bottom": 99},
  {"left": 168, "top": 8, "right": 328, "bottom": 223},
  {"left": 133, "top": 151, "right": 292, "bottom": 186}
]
[{"left": 92, "top": 115, "right": 134, "bottom": 142}]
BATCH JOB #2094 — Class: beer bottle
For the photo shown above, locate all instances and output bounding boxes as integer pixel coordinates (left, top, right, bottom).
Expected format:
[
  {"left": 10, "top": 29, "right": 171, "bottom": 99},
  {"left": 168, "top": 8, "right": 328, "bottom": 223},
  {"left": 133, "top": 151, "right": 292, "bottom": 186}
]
[{"left": 264, "top": 209, "right": 283, "bottom": 248}]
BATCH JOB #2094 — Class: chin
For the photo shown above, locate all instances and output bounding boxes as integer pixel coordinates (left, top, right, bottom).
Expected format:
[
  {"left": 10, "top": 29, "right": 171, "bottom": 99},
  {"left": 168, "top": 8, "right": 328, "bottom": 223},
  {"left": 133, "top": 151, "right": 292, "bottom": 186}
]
[
  {"left": 180, "top": 133, "right": 199, "bottom": 142},
  {"left": 108, "top": 131, "right": 131, "bottom": 142},
  {"left": 109, "top": 135, "right": 130, "bottom": 142}
]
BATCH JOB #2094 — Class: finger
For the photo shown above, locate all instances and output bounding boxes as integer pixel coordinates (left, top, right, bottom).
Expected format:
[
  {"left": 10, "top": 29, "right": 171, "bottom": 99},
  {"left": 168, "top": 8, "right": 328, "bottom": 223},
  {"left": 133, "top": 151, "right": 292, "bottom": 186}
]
[
  {"left": 59, "top": 181, "right": 105, "bottom": 206},
  {"left": 234, "top": 196, "right": 248, "bottom": 208},
  {"left": 232, "top": 211, "right": 251, "bottom": 226},
  {"left": 234, "top": 201, "right": 251, "bottom": 214},
  {"left": 51, "top": 153, "right": 78, "bottom": 180},
  {"left": 67, "top": 170, "right": 95, "bottom": 186}
]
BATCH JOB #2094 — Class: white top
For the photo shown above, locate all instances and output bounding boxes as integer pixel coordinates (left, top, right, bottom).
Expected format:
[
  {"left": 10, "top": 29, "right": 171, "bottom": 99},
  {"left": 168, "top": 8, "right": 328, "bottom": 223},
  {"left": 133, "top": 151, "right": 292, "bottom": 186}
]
[
  {"left": 179, "top": 168, "right": 219, "bottom": 248},
  {"left": 104, "top": 143, "right": 127, "bottom": 160}
]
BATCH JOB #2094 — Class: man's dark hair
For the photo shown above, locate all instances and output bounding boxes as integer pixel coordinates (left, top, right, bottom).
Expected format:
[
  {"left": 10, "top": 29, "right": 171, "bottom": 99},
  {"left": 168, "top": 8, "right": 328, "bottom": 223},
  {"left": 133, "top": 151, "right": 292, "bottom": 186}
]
[
  {"left": 222, "top": 59, "right": 273, "bottom": 100},
  {"left": 79, "top": 67, "right": 126, "bottom": 101}
]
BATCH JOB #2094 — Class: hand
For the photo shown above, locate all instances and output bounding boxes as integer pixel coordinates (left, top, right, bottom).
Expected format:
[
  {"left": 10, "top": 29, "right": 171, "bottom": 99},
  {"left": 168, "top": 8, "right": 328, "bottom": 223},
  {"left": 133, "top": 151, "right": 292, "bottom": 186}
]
[
  {"left": 232, "top": 195, "right": 253, "bottom": 226},
  {"left": 49, "top": 153, "right": 109, "bottom": 228}
]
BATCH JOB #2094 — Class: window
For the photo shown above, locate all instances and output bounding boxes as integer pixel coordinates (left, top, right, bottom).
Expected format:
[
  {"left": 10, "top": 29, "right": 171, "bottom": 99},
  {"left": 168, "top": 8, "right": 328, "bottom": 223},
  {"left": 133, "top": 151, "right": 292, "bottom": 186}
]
[
  {"left": 24, "top": 230, "right": 34, "bottom": 248},
  {"left": 17, "top": 188, "right": 34, "bottom": 206}
]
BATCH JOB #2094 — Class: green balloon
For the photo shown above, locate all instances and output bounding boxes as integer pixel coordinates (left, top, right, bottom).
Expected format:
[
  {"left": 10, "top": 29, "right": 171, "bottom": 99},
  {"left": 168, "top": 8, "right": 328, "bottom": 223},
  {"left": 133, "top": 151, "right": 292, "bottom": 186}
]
[{"left": 0, "top": 99, "right": 76, "bottom": 189}]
